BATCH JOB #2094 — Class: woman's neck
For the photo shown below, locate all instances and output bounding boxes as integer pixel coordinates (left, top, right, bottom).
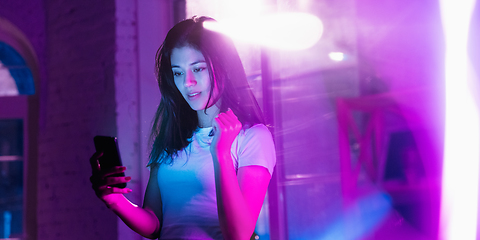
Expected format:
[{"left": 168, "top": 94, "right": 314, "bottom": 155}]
[{"left": 197, "top": 104, "right": 220, "bottom": 128}]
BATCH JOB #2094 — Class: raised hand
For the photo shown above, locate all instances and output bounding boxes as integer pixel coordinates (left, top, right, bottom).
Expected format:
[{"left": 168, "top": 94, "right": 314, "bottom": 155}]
[
  {"left": 210, "top": 108, "right": 242, "bottom": 158},
  {"left": 89, "top": 152, "right": 132, "bottom": 206}
]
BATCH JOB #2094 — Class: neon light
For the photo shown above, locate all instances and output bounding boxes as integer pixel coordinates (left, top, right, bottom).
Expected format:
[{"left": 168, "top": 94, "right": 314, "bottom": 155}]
[
  {"left": 440, "top": 0, "right": 479, "bottom": 239},
  {"left": 203, "top": 12, "right": 323, "bottom": 50}
]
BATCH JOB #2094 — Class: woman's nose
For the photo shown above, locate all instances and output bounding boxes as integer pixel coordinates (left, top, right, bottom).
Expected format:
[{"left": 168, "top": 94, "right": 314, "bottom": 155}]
[{"left": 184, "top": 71, "right": 196, "bottom": 87}]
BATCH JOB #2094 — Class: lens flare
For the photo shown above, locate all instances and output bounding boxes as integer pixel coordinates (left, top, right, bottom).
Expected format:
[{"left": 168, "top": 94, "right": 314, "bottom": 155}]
[{"left": 203, "top": 12, "right": 323, "bottom": 50}]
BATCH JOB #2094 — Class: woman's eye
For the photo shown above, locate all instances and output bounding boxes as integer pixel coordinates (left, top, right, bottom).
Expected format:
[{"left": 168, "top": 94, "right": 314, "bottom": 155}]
[
  {"left": 193, "top": 67, "right": 206, "bottom": 73},
  {"left": 173, "top": 71, "right": 183, "bottom": 76}
]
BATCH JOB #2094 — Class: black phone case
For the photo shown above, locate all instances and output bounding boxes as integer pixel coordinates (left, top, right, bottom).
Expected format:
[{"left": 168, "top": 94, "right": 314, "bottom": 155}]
[{"left": 93, "top": 136, "right": 127, "bottom": 188}]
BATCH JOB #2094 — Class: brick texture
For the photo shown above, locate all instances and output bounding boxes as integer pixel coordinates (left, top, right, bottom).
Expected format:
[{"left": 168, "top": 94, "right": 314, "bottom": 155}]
[{"left": 39, "top": 1, "right": 118, "bottom": 239}]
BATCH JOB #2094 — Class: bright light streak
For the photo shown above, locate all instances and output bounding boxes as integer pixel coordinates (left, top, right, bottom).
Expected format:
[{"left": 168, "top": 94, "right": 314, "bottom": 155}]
[
  {"left": 319, "top": 191, "right": 391, "bottom": 240},
  {"left": 329, "top": 52, "right": 345, "bottom": 62},
  {"left": 203, "top": 12, "right": 323, "bottom": 50},
  {"left": 440, "top": 0, "right": 479, "bottom": 239}
]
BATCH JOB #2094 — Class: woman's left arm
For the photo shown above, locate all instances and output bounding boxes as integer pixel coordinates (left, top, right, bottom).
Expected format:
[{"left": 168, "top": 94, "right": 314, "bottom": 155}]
[{"left": 211, "top": 109, "right": 272, "bottom": 240}]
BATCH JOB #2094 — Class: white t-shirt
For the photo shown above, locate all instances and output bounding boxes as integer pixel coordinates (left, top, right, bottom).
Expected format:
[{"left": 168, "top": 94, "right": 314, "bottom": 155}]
[{"left": 157, "top": 124, "right": 276, "bottom": 240}]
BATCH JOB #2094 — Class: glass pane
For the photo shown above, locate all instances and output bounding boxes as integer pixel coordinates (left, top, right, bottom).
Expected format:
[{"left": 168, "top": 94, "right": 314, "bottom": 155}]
[
  {"left": 0, "top": 119, "right": 23, "bottom": 238},
  {"left": 0, "top": 119, "right": 23, "bottom": 156},
  {"left": 0, "top": 161, "right": 23, "bottom": 238},
  {"left": 0, "top": 41, "right": 35, "bottom": 96}
]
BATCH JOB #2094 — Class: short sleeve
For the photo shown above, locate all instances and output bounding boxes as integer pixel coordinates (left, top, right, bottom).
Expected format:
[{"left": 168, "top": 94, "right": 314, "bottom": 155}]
[{"left": 234, "top": 124, "right": 276, "bottom": 176}]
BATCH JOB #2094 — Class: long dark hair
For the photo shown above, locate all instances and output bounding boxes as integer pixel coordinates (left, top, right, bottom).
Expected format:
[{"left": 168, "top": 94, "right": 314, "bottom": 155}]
[{"left": 148, "top": 16, "right": 265, "bottom": 168}]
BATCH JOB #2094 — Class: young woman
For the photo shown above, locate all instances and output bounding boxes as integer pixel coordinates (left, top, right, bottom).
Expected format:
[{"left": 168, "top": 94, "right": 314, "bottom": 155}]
[{"left": 90, "top": 16, "right": 276, "bottom": 240}]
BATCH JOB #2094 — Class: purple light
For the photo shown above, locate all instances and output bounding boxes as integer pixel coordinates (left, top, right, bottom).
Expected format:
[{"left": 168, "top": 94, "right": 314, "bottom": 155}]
[{"left": 440, "top": 0, "right": 479, "bottom": 239}]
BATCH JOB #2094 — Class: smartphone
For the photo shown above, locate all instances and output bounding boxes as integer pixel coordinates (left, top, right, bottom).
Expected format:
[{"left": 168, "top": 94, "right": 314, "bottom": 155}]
[{"left": 93, "top": 136, "right": 127, "bottom": 188}]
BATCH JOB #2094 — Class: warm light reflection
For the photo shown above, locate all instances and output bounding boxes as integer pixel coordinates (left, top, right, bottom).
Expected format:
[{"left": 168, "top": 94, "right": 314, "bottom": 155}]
[
  {"left": 203, "top": 12, "right": 323, "bottom": 50},
  {"left": 440, "top": 0, "right": 479, "bottom": 239}
]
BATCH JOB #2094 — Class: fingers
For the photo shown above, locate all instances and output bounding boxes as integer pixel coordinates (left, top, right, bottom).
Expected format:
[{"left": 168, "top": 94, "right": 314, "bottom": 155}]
[
  {"left": 210, "top": 109, "right": 243, "bottom": 156},
  {"left": 102, "top": 166, "right": 127, "bottom": 177},
  {"left": 90, "top": 166, "right": 127, "bottom": 182},
  {"left": 96, "top": 185, "right": 133, "bottom": 198},
  {"left": 89, "top": 153, "right": 132, "bottom": 203},
  {"left": 90, "top": 166, "right": 130, "bottom": 189},
  {"left": 102, "top": 186, "right": 133, "bottom": 194},
  {"left": 215, "top": 108, "right": 242, "bottom": 131},
  {"left": 91, "top": 170, "right": 130, "bottom": 185},
  {"left": 214, "top": 114, "right": 226, "bottom": 129},
  {"left": 226, "top": 108, "right": 239, "bottom": 120},
  {"left": 216, "top": 109, "right": 238, "bottom": 124},
  {"left": 103, "top": 176, "right": 131, "bottom": 187},
  {"left": 91, "top": 175, "right": 131, "bottom": 199}
]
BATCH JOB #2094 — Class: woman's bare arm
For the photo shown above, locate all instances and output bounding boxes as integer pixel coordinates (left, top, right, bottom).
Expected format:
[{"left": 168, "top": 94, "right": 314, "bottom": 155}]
[
  {"left": 142, "top": 165, "right": 163, "bottom": 238},
  {"left": 89, "top": 153, "right": 161, "bottom": 239},
  {"left": 210, "top": 110, "right": 272, "bottom": 240},
  {"left": 106, "top": 194, "right": 160, "bottom": 239},
  {"left": 213, "top": 162, "right": 271, "bottom": 240}
]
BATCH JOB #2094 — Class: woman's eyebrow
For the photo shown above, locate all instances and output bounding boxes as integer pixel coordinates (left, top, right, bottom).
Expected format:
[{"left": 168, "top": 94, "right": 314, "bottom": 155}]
[
  {"left": 190, "top": 60, "right": 206, "bottom": 66},
  {"left": 171, "top": 60, "right": 206, "bottom": 68}
]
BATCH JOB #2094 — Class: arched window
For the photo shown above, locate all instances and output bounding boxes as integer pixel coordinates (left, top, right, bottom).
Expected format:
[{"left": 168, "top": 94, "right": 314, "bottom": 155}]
[
  {"left": 0, "top": 17, "right": 39, "bottom": 239},
  {"left": 0, "top": 41, "right": 35, "bottom": 96}
]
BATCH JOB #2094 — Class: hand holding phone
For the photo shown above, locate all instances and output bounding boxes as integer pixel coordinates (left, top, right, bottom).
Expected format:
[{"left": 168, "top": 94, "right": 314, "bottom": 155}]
[{"left": 93, "top": 136, "right": 127, "bottom": 188}]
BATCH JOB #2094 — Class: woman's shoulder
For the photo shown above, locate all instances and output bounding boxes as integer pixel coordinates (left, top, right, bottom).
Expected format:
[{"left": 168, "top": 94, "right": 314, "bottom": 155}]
[
  {"left": 242, "top": 124, "right": 271, "bottom": 136},
  {"left": 235, "top": 124, "right": 276, "bottom": 175},
  {"left": 237, "top": 124, "right": 273, "bottom": 144}
]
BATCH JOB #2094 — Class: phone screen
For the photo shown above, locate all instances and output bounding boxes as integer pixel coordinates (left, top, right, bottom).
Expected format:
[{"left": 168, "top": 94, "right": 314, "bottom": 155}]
[{"left": 93, "top": 136, "right": 126, "bottom": 188}]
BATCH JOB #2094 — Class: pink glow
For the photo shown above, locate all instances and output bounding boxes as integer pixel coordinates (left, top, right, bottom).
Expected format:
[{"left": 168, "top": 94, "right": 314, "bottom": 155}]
[
  {"left": 203, "top": 12, "right": 323, "bottom": 50},
  {"left": 440, "top": 0, "right": 479, "bottom": 239}
]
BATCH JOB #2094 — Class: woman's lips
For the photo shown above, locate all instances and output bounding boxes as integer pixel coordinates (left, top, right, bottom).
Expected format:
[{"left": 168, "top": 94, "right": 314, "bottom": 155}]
[{"left": 187, "top": 92, "right": 201, "bottom": 100}]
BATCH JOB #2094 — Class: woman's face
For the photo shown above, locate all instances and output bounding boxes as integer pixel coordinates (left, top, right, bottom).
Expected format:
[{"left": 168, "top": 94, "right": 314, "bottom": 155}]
[{"left": 171, "top": 46, "right": 216, "bottom": 111}]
